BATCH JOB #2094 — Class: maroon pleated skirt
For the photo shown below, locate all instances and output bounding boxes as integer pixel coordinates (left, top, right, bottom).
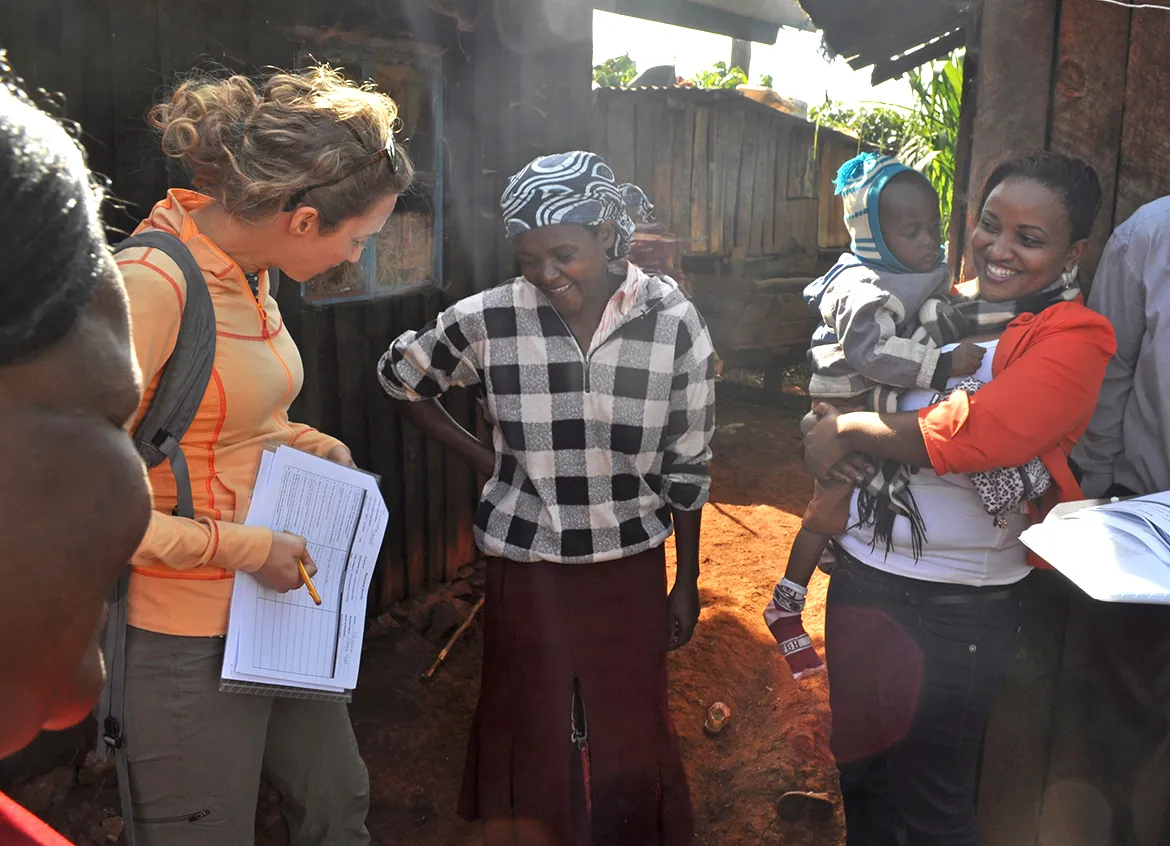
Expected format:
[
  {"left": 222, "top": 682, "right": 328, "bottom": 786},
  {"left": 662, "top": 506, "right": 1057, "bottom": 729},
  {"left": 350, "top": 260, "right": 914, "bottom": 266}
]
[{"left": 458, "top": 545, "right": 695, "bottom": 846}]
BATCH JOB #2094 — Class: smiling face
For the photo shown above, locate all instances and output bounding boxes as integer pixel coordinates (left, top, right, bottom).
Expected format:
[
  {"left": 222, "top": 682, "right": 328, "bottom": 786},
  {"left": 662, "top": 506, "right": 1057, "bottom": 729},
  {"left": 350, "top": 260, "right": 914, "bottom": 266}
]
[
  {"left": 971, "top": 176, "right": 1086, "bottom": 302},
  {"left": 277, "top": 192, "right": 400, "bottom": 283},
  {"left": 512, "top": 221, "right": 616, "bottom": 318},
  {"left": 877, "top": 172, "right": 943, "bottom": 273}
]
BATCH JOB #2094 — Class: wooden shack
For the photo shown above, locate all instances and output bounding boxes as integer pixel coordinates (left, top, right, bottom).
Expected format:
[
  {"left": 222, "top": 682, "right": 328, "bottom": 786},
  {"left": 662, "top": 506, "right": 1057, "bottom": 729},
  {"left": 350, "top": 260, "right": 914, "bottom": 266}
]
[
  {"left": 798, "top": 0, "right": 1170, "bottom": 843},
  {"left": 592, "top": 87, "right": 859, "bottom": 277},
  {"left": 592, "top": 86, "right": 861, "bottom": 374},
  {"left": 0, "top": 0, "right": 594, "bottom": 610}
]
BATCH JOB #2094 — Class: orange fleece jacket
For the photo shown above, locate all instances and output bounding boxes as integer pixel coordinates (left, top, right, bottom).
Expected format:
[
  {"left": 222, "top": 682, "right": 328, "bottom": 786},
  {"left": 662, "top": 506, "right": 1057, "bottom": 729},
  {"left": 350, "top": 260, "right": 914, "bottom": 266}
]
[
  {"left": 919, "top": 299, "right": 1117, "bottom": 567},
  {"left": 119, "top": 190, "right": 343, "bottom": 636}
]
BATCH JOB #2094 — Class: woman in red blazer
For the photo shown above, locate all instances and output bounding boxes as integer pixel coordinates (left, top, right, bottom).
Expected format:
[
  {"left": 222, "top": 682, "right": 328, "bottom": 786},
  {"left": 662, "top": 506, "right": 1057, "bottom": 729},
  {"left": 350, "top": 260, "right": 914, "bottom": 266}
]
[{"left": 802, "top": 153, "right": 1117, "bottom": 846}]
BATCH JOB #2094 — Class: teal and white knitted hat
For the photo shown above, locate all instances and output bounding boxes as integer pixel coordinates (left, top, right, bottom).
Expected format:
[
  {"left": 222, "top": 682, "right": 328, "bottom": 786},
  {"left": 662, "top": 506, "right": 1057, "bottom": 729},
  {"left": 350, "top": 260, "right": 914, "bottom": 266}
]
[{"left": 835, "top": 152, "right": 917, "bottom": 272}]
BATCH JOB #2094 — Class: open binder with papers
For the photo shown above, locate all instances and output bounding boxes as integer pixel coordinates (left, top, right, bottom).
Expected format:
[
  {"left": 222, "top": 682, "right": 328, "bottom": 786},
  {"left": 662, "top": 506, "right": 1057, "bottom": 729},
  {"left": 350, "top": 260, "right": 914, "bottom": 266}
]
[
  {"left": 220, "top": 445, "right": 388, "bottom": 701},
  {"left": 1020, "top": 491, "right": 1170, "bottom": 605}
]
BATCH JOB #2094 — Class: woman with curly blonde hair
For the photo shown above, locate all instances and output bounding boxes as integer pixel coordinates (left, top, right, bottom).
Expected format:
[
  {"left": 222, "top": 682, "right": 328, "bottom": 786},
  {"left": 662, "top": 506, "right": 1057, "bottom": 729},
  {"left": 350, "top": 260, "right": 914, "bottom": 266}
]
[{"left": 116, "top": 66, "right": 412, "bottom": 845}]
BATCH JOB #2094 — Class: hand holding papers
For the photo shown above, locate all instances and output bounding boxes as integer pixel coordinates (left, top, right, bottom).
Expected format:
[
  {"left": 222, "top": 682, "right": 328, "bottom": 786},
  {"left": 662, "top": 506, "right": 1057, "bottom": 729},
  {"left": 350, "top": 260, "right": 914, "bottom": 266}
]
[
  {"left": 1021, "top": 491, "right": 1170, "bottom": 604},
  {"left": 221, "top": 445, "right": 388, "bottom": 700}
]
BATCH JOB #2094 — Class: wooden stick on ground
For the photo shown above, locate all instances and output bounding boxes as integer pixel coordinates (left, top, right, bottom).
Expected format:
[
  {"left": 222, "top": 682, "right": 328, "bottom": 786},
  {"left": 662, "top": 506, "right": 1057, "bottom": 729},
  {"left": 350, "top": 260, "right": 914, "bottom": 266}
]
[{"left": 422, "top": 596, "right": 485, "bottom": 680}]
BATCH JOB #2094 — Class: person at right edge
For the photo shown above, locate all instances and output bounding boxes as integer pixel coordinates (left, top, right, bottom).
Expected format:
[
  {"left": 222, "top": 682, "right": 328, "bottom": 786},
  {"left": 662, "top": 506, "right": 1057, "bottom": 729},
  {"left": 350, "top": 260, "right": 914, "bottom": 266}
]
[{"left": 1071, "top": 195, "right": 1170, "bottom": 843}]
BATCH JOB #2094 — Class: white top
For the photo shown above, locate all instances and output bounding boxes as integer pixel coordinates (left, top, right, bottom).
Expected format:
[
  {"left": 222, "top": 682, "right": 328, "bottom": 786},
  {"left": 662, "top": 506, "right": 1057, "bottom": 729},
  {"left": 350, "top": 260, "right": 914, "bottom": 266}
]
[{"left": 838, "top": 340, "right": 1034, "bottom": 587}]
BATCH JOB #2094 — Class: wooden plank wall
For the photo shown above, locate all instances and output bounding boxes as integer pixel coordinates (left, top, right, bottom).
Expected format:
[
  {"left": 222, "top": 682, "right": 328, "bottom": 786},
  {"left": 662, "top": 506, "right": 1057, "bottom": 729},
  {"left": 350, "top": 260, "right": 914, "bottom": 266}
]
[
  {"left": 1112, "top": 7, "right": 1170, "bottom": 229},
  {"left": 1049, "top": 0, "right": 1130, "bottom": 286},
  {"left": 963, "top": 0, "right": 1166, "bottom": 289},
  {"left": 591, "top": 88, "right": 853, "bottom": 276},
  {"left": 0, "top": 0, "right": 590, "bottom": 610},
  {"left": 964, "top": 1, "right": 1170, "bottom": 843},
  {"left": 817, "top": 132, "right": 860, "bottom": 252},
  {"left": 965, "top": 2, "right": 1072, "bottom": 842},
  {"left": 961, "top": 0, "right": 1059, "bottom": 284},
  {"left": 1037, "top": 8, "right": 1131, "bottom": 837}
]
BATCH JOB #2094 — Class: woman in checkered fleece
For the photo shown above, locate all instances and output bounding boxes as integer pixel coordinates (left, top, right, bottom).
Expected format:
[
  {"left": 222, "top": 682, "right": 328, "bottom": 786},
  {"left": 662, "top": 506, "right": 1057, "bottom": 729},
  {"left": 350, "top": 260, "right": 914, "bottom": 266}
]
[{"left": 378, "top": 150, "right": 715, "bottom": 845}]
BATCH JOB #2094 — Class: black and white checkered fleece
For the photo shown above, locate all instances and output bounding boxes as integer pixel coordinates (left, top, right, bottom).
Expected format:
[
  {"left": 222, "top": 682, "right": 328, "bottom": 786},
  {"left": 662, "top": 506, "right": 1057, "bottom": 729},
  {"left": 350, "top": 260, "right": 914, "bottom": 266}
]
[{"left": 378, "top": 266, "right": 716, "bottom": 564}]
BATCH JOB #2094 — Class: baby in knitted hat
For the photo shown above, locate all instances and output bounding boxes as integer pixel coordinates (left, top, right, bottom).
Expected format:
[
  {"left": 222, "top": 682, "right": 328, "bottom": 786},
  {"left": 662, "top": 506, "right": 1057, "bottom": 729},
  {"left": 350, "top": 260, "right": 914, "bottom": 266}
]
[{"left": 764, "top": 152, "right": 987, "bottom": 680}]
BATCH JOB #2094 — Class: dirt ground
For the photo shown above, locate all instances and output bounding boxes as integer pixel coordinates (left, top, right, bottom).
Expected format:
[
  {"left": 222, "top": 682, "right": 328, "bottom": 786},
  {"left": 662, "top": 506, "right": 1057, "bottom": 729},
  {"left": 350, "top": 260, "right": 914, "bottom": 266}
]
[
  {"left": 7, "top": 373, "right": 843, "bottom": 845},
  {"left": 335, "top": 373, "right": 843, "bottom": 846}
]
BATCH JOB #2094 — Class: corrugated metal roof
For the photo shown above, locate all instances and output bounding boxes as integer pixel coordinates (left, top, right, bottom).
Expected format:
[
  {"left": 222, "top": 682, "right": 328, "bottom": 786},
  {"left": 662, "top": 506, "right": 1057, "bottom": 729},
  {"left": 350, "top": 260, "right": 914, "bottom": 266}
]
[
  {"left": 688, "top": 0, "right": 814, "bottom": 31},
  {"left": 600, "top": 0, "right": 812, "bottom": 44},
  {"left": 797, "top": 0, "right": 976, "bottom": 81}
]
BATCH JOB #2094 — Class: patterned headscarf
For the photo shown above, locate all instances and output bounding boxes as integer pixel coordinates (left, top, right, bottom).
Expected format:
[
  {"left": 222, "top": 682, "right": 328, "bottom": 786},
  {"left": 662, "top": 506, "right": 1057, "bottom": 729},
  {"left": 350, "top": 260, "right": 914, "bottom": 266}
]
[{"left": 500, "top": 151, "right": 653, "bottom": 260}]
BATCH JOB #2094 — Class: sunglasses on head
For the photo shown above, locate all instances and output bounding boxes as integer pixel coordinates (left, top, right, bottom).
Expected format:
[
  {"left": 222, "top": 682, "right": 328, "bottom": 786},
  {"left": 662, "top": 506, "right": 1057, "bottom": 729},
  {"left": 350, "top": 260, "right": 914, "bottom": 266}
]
[{"left": 283, "top": 133, "right": 399, "bottom": 213}]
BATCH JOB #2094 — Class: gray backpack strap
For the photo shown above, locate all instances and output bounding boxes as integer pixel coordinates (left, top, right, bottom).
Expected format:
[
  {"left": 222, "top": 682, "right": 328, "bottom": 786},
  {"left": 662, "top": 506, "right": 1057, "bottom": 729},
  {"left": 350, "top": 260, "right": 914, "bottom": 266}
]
[
  {"left": 120, "top": 231, "right": 217, "bottom": 514},
  {"left": 96, "top": 231, "right": 216, "bottom": 845}
]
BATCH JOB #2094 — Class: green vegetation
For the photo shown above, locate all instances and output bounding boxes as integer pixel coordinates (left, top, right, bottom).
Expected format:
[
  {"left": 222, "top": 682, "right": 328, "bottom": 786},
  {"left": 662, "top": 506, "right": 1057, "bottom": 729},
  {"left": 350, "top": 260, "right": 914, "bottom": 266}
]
[
  {"left": 690, "top": 61, "right": 748, "bottom": 90},
  {"left": 810, "top": 99, "right": 908, "bottom": 153},
  {"left": 899, "top": 54, "right": 964, "bottom": 235},
  {"left": 592, "top": 54, "right": 638, "bottom": 88},
  {"left": 811, "top": 52, "right": 964, "bottom": 232}
]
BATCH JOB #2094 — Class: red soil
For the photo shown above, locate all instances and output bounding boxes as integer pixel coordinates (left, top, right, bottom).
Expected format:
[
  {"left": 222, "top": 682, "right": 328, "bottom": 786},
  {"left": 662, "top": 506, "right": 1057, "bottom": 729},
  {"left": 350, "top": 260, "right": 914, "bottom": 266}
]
[{"left": 342, "top": 382, "right": 842, "bottom": 845}]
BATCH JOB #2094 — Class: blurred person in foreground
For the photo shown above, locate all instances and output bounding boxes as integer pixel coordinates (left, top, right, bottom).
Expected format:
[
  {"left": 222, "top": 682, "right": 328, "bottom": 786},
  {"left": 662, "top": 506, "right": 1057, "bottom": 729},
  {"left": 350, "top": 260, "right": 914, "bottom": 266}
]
[{"left": 0, "top": 65, "right": 151, "bottom": 844}]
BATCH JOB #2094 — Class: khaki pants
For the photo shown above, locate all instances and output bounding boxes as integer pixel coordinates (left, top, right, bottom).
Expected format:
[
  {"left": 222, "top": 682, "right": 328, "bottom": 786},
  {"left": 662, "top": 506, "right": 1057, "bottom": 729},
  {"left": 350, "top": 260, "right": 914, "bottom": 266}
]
[{"left": 122, "top": 626, "right": 370, "bottom": 846}]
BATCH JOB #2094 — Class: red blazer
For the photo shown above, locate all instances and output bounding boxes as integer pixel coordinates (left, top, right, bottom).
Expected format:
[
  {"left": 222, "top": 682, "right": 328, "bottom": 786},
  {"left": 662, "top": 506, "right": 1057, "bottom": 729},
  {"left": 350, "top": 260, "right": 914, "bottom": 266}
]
[{"left": 917, "top": 299, "right": 1117, "bottom": 568}]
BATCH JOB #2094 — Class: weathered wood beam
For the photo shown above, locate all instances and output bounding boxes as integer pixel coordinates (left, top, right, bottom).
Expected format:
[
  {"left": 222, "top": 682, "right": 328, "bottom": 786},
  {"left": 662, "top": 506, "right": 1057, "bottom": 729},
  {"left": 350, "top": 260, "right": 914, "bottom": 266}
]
[
  {"left": 946, "top": 19, "right": 978, "bottom": 279},
  {"left": 1048, "top": 0, "right": 1130, "bottom": 291},
  {"left": 962, "top": 0, "right": 1057, "bottom": 280},
  {"left": 1114, "top": 7, "right": 1170, "bottom": 228},
  {"left": 968, "top": 4, "right": 1063, "bottom": 844}
]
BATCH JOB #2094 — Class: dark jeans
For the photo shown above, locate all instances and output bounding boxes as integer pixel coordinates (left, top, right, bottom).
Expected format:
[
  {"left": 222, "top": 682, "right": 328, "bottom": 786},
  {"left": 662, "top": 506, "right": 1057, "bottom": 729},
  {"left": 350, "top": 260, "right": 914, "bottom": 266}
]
[
  {"left": 1086, "top": 600, "right": 1170, "bottom": 845},
  {"left": 825, "top": 550, "right": 1027, "bottom": 846}
]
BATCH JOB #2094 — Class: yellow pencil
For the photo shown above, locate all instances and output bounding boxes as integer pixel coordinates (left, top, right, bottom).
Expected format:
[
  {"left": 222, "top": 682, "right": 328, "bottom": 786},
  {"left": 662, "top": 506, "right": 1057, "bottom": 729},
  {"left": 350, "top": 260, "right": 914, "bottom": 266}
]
[{"left": 298, "top": 559, "right": 322, "bottom": 606}]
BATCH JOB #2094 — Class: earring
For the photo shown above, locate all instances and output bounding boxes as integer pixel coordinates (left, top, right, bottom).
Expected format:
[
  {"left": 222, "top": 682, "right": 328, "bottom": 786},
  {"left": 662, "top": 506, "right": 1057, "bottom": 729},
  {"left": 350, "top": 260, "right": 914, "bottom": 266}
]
[{"left": 1060, "top": 265, "right": 1080, "bottom": 288}]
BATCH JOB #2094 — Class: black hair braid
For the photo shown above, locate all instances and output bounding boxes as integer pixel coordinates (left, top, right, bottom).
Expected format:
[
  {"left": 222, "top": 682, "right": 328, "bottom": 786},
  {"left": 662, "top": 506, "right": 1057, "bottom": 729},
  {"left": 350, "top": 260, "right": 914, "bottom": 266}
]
[{"left": 981, "top": 152, "right": 1102, "bottom": 242}]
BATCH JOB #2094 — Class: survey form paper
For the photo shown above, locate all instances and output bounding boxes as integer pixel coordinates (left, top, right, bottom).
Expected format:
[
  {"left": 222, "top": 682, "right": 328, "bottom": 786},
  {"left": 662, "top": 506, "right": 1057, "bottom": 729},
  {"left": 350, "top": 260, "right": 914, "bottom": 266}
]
[
  {"left": 222, "top": 445, "right": 389, "bottom": 694},
  {"left": 1021, "top": 491, "right": 1170, "bottom": 605}
]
